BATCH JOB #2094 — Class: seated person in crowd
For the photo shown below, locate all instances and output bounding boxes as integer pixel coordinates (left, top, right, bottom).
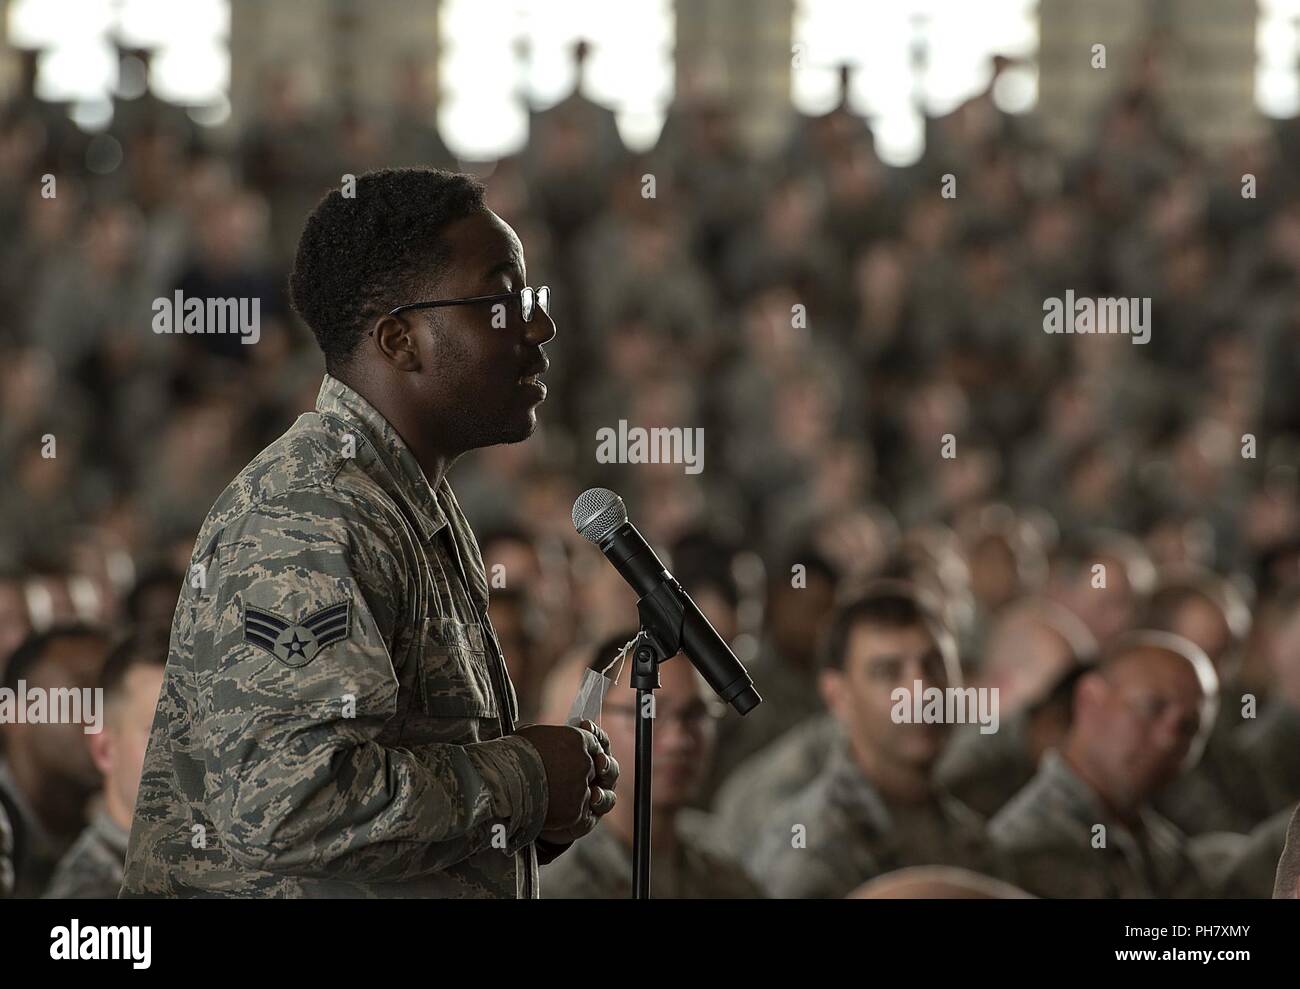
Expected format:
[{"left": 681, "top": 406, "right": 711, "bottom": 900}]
[
  {"left": 992, "top": 631, "right": 1235, "bottom": 897},
  {"left": 542, "top": 631, "right": 761, "bottom": 898},
  {"left": 0, "top": 625, "right": 111, "bottom": 896},
  {"left": 712, "top": 590, "right": 1089, "bottom": 852},
  {"left": 937, "top": 596, "right": 1098, "bottom": 816},
  {"left": 704, "top": 548, "right": 840, "bottom": 799},
  {"left": 44, "top": 628, "right": 166, "bottom": 898},
  {"left": 747, "top": 585, "right": 1005, "bottom": 898},
  {"left": 1145, "top": 572, "right": 1272, "bottom": 834}
]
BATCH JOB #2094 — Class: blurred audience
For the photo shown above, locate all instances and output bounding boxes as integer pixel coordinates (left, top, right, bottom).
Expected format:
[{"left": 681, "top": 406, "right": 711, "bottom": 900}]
[{"left": 2, "top": 43, "right": 1299, "bottom": 899}]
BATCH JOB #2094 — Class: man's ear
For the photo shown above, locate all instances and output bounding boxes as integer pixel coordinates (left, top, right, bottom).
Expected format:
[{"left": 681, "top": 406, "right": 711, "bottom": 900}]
[
  {"left": 370, "top": 314, "right": 423, "bottom": 372},
  {"left": 819, "top": 668, "right": 848, "bottom": 721},
  {"left": 87, "top": 727, "right": 113, "bottom": 777}
]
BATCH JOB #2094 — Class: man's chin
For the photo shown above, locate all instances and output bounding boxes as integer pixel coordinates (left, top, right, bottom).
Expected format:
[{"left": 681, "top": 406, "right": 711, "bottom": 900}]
[{"left": 491, "top": 411, "right": 540, "bottom": 446}]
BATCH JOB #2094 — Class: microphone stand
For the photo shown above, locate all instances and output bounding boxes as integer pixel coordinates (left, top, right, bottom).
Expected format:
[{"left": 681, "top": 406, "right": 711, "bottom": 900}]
[{"left": 628, "top": 582, "right": 686, "bottom": 900}]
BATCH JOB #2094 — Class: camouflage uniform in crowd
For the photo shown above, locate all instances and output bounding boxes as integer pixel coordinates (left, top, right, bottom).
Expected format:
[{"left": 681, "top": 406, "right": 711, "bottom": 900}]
[
  {"left": 991, "top": 751, "right": 1216, "bottom": 898},
  {"left": 705, "top": 642, "right": 822, "bottom": 799},
  {"left": 934, "top": 713, "right": 1036, "bottom": 819},
  {"left": 710, "top": 712, "right": 836, "bottom": 856},
  {"left": 122, "top": 374, "right": 552, "bottom": 898},
  {"left": 542, "top": 809, "right": 762, "bottom": 899},
  {"left": 44, "top": 810, "right": 128, "bottom": 899},
  {"left": 747, "top": 738, "right": 1002, "bottom": 898}
]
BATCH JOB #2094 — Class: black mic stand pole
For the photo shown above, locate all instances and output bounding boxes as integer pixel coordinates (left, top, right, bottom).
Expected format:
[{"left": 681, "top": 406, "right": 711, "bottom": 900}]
[{"left": 629, "top": 583, "right": 686, "bottom": 899}]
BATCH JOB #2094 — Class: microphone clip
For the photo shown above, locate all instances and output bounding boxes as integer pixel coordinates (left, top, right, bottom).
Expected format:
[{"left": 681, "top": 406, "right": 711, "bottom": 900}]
[{"left": 630, "top": 580, "right": 686, "bottom": 691}]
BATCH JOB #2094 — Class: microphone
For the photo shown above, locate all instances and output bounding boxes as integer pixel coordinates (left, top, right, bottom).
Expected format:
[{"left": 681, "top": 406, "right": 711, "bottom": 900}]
[{"left": 572, "top": 488, "right": 761, "bottom": 715}]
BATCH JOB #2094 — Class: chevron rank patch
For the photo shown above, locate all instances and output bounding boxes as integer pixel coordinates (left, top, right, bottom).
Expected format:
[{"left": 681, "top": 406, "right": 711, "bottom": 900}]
[{"left": 243, "top": 600, "right": 351, "bottom": 667}]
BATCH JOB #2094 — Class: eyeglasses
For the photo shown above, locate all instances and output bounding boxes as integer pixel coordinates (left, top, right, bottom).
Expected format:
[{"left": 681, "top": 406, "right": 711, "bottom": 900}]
[{"left": 388, "top": 285, "right": 551, "bottom": 323}]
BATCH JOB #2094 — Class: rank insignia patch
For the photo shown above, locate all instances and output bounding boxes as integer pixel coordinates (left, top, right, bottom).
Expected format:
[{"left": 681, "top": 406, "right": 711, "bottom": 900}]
[{"left": 244, "top": 600, "right": 351, "bottom": 667}]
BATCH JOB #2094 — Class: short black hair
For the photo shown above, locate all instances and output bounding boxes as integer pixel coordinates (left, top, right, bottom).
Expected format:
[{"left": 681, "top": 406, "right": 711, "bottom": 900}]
[
  {"left": 820, "top": 583, "right": 948, "bottom": 672},
  {"left": 99, "top": 627, "right": 169, "bottom": 705},
  {"left": 289, "top": 168, "right": 487, "bottom": 371},
  {"left": 2, "top": 624, "right": 108, "bottom": 695}
]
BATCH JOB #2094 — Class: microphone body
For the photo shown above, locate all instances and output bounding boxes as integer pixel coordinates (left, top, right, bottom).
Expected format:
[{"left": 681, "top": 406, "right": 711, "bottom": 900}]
[{"left": 574, "top": 491, "right": 761, "bottom": 715}]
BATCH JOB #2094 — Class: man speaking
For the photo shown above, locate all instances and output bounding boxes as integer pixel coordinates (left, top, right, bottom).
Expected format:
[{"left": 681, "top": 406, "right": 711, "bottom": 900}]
[{"left": 122, "top": 168, "right": 618, "bottom": 897}]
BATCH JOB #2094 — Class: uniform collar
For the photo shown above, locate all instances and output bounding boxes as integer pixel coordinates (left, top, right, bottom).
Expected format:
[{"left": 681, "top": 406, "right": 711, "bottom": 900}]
[
  {"left": 315, "top": 373, "right": 449, "bottom": 542},
  {"left": 824, "top": 737, "right": 896, "bottom": 834},
  {"left": 314, "top": 374, "right": 491, "bottom": 613},
  {"left": 1038, "top": 749, "right": 1166, "bottom": 840}
]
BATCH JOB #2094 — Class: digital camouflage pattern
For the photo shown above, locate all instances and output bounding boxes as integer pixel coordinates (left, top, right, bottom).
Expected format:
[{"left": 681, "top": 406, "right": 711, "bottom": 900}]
[
  {"left": 541, "top": 809, "right": 762, "bottom": 899},
  {"left": 710, "top": 712, "right": 836, "bottom": 857},
  {"left": 704, "top": 640, "right": 823, "bottom": 799},
  {"left": 990, "top": 750, "right": 1217, "bottom": 898},
  {"left": 121, "top": 374, "right": 550, "bottom": 898},
  {"left": 746, "top": 737, "right": 1003, "bottom": 898},
  {"left": 44, "top": 809, "right": 128, "bottom": 899}
]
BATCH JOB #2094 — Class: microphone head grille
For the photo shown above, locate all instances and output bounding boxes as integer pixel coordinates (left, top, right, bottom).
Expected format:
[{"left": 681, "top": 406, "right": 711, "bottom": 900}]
[{"left": 572, "top": 488, "right": 627, "bottom": 544}]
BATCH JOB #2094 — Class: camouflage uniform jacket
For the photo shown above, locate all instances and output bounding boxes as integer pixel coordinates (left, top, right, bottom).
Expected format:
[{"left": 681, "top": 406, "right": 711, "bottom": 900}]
[
  {"left": 44, "top": 809, "right": 128, "bottom": 899},
  {"left": 710, "top": 712, "right": 837, "bottom": 857},
  {"left": 121, "top": 374, "right": 551, "bottom": 897},
  {"left": 990, "top": 750, "right": 1212, "bottom": 898},
  {"left": 747, "top": 738, "right": 1002, "bottom": 898}
]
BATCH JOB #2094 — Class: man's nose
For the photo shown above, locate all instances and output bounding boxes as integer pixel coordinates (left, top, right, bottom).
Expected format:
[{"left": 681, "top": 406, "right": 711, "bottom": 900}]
[{"left": 525, "top": 307, "right": 556, "bottom": 345}]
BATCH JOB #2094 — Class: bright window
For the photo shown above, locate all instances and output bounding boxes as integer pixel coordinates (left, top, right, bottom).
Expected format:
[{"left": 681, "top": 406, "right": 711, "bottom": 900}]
[
  {"left": 438, "top": 0, "right": 674, "bottom": 160},
  {"left": 792, "top": 0, "right": 1039, "bottom": 166},
  {"left": 1258, "top": 0, "right": 1300, "bottom": 117},
  {"left": 7, "top": 0, "right": 231, "bottom": 129}
]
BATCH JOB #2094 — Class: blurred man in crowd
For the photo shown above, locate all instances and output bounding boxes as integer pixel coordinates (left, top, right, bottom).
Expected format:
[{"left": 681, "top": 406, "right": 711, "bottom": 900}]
[
  {"left": 938, "top": 599, "right": 1098, "bottom": 817},
  {"left": 0, "top": 625, "right": 110, "bottom": 896},
  {"left": 542, "top": 632, "right": 761, "bottom": 898},
  {"left": 991, "top": 632, "right": 1221, "bottom": 897},
  {"left": 706, "top": 546, "right": 839, "bottom": 795},
  {"left": 1047, "top": 531, "right": 1156, "bottom": 648},
  {"left": 44, "top": 628, "right": 165, "bottom": 898},
  {"left": 43, "top": 629, "right": 166, "bottom": 899},
  {"left": 1145, "top": 573, "right": 1272, "bottom": 833},
  {"left": 747, "top": 586, "right": 1003, "bottom": 897}
]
